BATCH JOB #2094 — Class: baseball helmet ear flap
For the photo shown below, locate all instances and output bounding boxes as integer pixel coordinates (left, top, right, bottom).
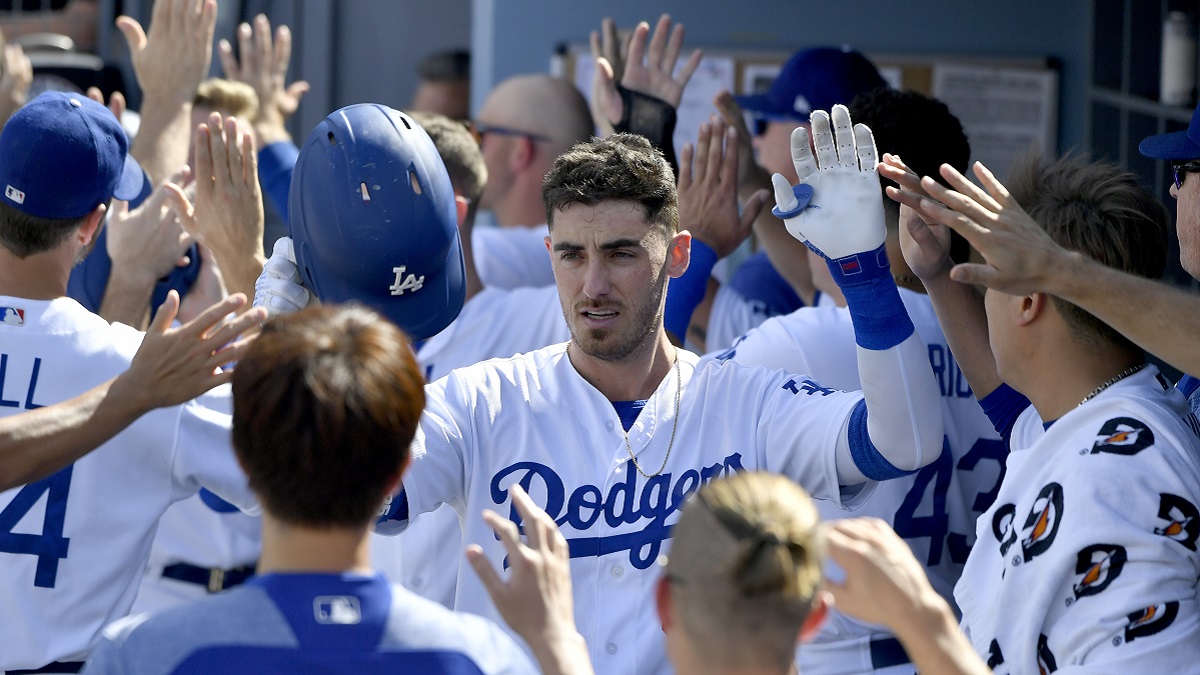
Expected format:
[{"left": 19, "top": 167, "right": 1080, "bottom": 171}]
[{"left": 288, "top": 103, "right": 466, "bottom": 340}]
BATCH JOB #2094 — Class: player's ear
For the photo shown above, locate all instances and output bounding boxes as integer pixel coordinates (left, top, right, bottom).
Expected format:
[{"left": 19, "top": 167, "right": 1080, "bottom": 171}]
[
  {"left": 655, "top": 575, "right": 675, "bottom": 634},
  {"left": 1017, "top": 292, "right": 1047, "bottom": 327},
  {"left": 510, "top": 135, "right": 535, "bottom": 171},
  {"left": 454, "top": 196, "right": 469, "bottom": 226},
  {"left": 78, "top": 203, "right": 107, "bottom": 245},
  {"left": 667, "top": 230, "right": 691, "bottom": 279},
  {"left": 798, "top": 590, "right": 831, "bottom": 644}
]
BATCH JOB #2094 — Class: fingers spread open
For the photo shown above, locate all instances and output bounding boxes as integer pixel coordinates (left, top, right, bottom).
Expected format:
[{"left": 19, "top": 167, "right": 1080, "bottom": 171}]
[
  {"left": 791, "top": 126, "right": 818, "bottom": 181},
  {"left": 809, "top": 110, "right": 836, "bottom": 171}
]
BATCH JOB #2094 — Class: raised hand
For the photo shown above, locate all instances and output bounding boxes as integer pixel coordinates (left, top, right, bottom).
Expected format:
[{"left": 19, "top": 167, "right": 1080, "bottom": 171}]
[
  {"left": 678, "top": 117, "right": 769, "bottom": 258},
  {"left": 879, "top": 153, "right": 955, "bottom": 283},
  {"left": 117, "top": 0, "right": 216, "bottom": 106},
  {"left": 0, "top": 43, "right": 32, "bottom": 129},
  {"left": 118, "top": 0, "right": 218, "bottom": 184},
  {"left": 106, "top": 167, "right": 195, "bottom": 288},
  {"left": 219, "top": 14, "right": 309, "bottom": 145},
  {"left": 119, "top": 291, "right": 264, "bottom": 411},
  {"left": 915, "top": 160, "right": 1066, "bottom": 296},
  {"left": 166, "top": 113, "right": 265, "bottom": 303},
  {"left": 85, "top": 86, "right": 126, "bottom": 123},
  {"left": 589, "top": 14, "right": 702, "bottom": 133},
  {"left": 771, "top": 104, "right": 884, "bottom": 262},
  {"left": 466, "top": 485, "right": 592, "bottom": 675}
]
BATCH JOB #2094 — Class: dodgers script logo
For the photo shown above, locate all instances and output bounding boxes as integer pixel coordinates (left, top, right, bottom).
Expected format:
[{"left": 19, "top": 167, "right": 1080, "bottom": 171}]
[{"left": 490, "top": 452, "right": 746, "bottom": 569}]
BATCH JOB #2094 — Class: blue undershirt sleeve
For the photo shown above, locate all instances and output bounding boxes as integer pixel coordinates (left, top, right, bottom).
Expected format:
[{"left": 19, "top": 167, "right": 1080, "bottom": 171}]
[
  {"left": 846, "top": 399, "right": 920, "bottom": 480},
  {"left": 978, "top": 383, "right": 1030, "bottom": 449},
  {"left": 258, "top": 141, "right": 300, "bottom": 224},
  {"left": 825, "top": 245, "right": 915, "bottom": 351}
]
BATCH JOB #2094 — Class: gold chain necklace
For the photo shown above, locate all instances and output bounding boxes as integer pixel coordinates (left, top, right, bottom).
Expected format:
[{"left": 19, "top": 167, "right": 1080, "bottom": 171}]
[
  {"left": 1080, "top": 363, "right": 1147, "bottom": 406},
  {"left": 623, "top": 346, "right": 681, "bottom": 479}
]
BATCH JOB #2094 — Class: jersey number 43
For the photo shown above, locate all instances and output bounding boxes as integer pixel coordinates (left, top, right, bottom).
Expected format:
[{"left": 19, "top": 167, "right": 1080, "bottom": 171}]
[{"left": 0, "top": 465, "right": 72, "bottom": 588}]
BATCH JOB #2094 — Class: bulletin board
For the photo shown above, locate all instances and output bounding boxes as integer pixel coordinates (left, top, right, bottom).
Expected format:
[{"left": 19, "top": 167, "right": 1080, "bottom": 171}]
[{"left": 555, "top": 44, "right": 1060, "bottom": 182}]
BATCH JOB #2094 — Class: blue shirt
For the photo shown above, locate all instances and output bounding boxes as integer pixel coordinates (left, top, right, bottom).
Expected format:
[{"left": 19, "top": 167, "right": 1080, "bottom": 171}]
[{"left": 83, "top": 572, "right": 536, "bottom": 674}]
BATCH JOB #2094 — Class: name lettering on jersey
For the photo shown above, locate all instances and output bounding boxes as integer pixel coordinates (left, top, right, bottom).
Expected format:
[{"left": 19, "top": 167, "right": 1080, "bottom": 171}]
[
  {"left": 1121, "top": 601, "right": 1179, "bottom": 644},
  {"left": 1089, "top": 417, "right": 1154, "bottom": 456},
  {"left": 927, "top": 344, "right": 974, "bottom": 399},
  {"left": 0, "top": 354, "right": 47, "bottom": 410},
  {"left": 313, "top": 596, "right": 362, "bottom": 625},
  {"left": 1154, "top": 493, "right": 1200, "bottom": 551},
  {"left": 490, "top": 453, "right": 745, "bottom": 569},
  {"left": 986, "top": 639, "right": 1004, "bottom": 668},
  {"left": 992, "top": 503, "right": 1018, "bottom": 562},
  {"left": 1020, "top": 482, "right": 1063, "bottom": 563},
  {"left": 389, "top": 266, "right": 425, "bottom": 296},
  {"left": 1070, "top": 544, "right": 1126, "bottom": 601},
  {"left": 782, "top": 378, "right": 837, "bottom": 397},
  {"left": 1036, "top": 634, "right": 1058, "bottom": 673},
  {"left": 0, "top": 307, "right": 24, "bottom": 326}
]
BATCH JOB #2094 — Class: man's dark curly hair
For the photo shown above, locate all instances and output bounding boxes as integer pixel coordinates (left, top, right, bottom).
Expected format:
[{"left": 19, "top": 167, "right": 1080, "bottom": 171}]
[{"left": 542, "top": 132, "right": 677, "bottom": 233}]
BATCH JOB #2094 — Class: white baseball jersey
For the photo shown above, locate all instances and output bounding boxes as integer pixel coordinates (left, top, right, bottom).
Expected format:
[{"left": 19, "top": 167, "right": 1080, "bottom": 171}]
[
  {"left": 471, "top": 223, "right": 555, "bottom": 290},
  {"left": 130, "top": 494, "right": 261, "bottom": 615},
  {"left": 957, "top": 367, "right": 1200, "bottom": 673},
  {"left": 0, "top": 296, "right": 254, "bottom": 671},
  {"left": 714, "top": 288, "right": 1004, "bottom": 675},
  {"left": 381, "top": 343, "right": 904, "bottom": 675},
  {"left": 374, "top": 284, "right": 569, "bottom": 607},
  {"left": 706, "top": 283, "right": 836, "bottom": 353}
]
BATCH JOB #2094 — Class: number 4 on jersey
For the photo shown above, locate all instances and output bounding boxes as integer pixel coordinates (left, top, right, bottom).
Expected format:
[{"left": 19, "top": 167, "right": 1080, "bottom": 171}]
[{"left": 0, "top": 465, "right": 72, "bottom": 588}]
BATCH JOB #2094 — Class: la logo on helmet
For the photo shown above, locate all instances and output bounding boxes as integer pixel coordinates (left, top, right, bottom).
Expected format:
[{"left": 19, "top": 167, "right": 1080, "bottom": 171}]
[{"left": 390, "top": 266, "right": 426, "bottom": 296}]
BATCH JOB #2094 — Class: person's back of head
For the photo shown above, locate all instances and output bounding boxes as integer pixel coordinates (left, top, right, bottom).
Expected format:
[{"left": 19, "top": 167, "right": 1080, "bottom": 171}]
[
  {"left": 412, "top": 49, "right": 470, "bottom": 121},
  {"left": 850, "top": 87, "right": 972, "bottom": 266},
  {"left": 193, "top": 77, "right": 259, "bottom": 120},
  {"left": 662, "top": 472, "right": 825, "bottom": 673},
  {"left": 408, "top": 111, "right": 487, "bottom": 210},
  {"left": 231, "top": 304, "right": 425, "bottom": 527},
  {"left": 0, "top": 91, "right": 149, "bottom": 260},
  {"left": 1007, "top": 153, "right": 1170, "bottom": 351},
  {"left": 476, "top": 74, "right": 593, "bottom": 225},
  {"left": 542, "top": 132, "right": 677, "bottom": 234},
  {"left": 849, "top": 88, "right": 969, "bottom": 225}
]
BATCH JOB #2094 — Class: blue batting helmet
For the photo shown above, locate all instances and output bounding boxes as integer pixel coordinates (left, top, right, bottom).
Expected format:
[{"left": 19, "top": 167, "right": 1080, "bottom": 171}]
[{"left": 288, "top": 103, "right": 466, "bottom": 340}]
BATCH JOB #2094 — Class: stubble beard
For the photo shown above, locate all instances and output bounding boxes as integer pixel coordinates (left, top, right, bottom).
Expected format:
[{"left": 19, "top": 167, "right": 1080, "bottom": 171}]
[{"left": 566, "top": 281, "right": 666, "bottom": 362}]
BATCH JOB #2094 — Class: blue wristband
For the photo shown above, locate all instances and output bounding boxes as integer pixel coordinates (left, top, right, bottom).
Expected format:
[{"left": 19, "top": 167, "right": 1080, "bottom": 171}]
[
  {"left": 827, "top": 244, "right": 914, "bottom": 351},
  {"left": 664, "top": 239, "right": 718, "bottom": 338}
]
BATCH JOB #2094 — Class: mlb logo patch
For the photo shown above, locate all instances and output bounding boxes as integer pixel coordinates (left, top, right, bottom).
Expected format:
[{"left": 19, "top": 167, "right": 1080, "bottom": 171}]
[
  {"left": 313, "top": 596, "right": 362, "bottom": 625},
  {"left": 5, "top": 184, "right": 25, "bottom": 204},
  {"left": 0, "top": 306, "right": 24, "bottom": 326}
]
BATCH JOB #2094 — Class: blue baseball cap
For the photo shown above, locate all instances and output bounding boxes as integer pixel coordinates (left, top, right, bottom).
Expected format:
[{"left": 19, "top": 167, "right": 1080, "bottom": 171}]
[
  {"left": 0, "top": 91, "right": 150, "bottom": 219},
  {"left": 1139, "top": 104, "right": 1200, "bottom": 160},
  {"left": 736, "top": 46, "right": 887, "bottom": 122}
]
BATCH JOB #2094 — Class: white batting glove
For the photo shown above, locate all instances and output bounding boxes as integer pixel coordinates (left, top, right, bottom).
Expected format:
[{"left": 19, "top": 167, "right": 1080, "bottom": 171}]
[
  {"left": 253, "top": 236, "right": 312, "bottom": 318},
  {"left": 771, "top": 104, "right": 885, "bottom": 262}
]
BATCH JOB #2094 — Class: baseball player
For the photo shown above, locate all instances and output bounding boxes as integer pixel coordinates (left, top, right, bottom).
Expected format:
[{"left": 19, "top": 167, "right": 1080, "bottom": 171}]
[
  {"left": 258, "top": 110, "right": 768, "bottom": 611},
  {"left": 83, "top": 305, "right": 589, "bottom": 675},
  {"left": 890, "top": 152, "right": 1200, "bottom": 671},
  {"left": 258, "top": 106, "right": 944, "bottom": 673},
  {"left": 710, "top": 89, "right": 1003, "bottom": 675},
  {"left": 0, "top": 92, "right": 258, "bottom": 672},
  {"left": 377, "top": 110, "right": 942, "bottom": 673}
]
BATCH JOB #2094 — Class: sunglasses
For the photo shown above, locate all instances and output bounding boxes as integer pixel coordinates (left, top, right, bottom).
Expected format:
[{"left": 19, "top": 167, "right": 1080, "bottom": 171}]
[
  {"left": 1172, "top": 161, "right": 1200, "bottom": 189},
  {"left": 469, "top": 121, "right": 551, "bottom": 146}
]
